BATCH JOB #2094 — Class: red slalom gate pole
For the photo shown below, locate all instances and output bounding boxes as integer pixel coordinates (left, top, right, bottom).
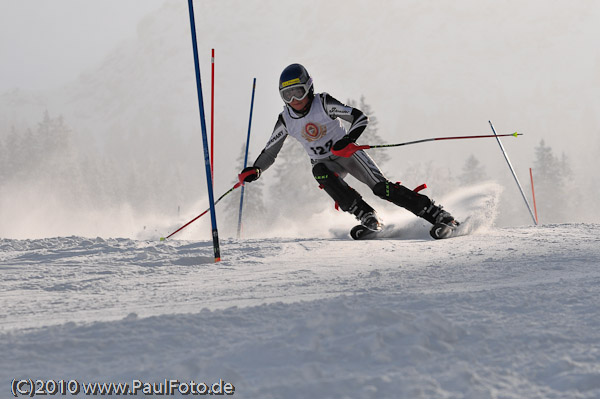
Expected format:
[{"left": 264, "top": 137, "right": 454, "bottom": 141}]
[{"left": 529, "top": 168, "right": 539, "bottom": 224}]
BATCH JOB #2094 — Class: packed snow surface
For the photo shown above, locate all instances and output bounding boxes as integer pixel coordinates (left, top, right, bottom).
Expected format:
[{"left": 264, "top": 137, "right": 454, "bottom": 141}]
[{"left": 1, "top": 221, "right": 599, "bottom": 398}]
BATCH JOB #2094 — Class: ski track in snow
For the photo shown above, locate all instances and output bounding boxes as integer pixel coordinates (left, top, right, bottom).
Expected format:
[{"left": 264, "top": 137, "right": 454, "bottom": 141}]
[{"left": 1, "top": 222, "right": 600, "bottom": 399}]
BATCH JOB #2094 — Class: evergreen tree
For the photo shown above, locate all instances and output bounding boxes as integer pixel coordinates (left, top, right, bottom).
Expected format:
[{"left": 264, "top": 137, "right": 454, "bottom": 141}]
[
  {"left": 220, "top": 144, "right": 267, "bottom": 237},
  {"left": 559, "top": 153, "right": 573, "bottom": 184},
  {"left": 347, "top": 96, "right": 390, "bottom": 170},
  {"left": 0, "top": 132, "right": 8, "bottom": 184},
  {"left": 3, "top": 126, "right": 31, "bottom": 180},
  {"left": 37, "top": 112, "right": 74, "bottom": 170},
  {"left": 2, "top": 113, "right": 77, "bottom": 186},
  {"left": 403, "top": 161, "right": 455, "bottom": 198},
  {"left": 532, "top": 139, "right": 569, "bottom": 223},
  {"left": 458, "top": 154, "right": 487, "bottom": 185},
  {"left": 268, "top": 138, "right": 329, "bottom": 221},
  {"left": 586, "top": 139, "right": 600, "bottom": 222}
]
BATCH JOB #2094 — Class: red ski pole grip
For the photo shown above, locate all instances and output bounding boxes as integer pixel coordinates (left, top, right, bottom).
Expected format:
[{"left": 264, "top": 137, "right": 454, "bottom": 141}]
[
  {"left": 238, "top": 169, "right": 257, "bottom": 184},
  {"left": 331, "top": 143, "right": 370, "bottom": 158}
]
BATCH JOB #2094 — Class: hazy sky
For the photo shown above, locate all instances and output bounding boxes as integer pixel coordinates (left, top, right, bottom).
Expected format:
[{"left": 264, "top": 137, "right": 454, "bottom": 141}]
[
  {"left": 2, "top": 0, "right": 599, "bottom": 237},
  {"left": 3, "top": 1, "right": 598, "bottom": 166},
  {"left": 0, "top": 0, "right": 164, "bottom": 91}
]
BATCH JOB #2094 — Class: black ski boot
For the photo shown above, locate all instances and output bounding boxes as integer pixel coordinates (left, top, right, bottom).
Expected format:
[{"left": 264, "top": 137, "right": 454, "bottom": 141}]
[
  {"left": 359, "top": 211, "right": 383, "bottom": 232},
  {"left": 312, "top": 163, "right": 384, "bottom": 230},
  {"left": 349, "top": 201, "right": 383, "bottom": 240},
  {"left": 425, "top": 206, "right": 459, "bottom": 239},
  {"left": 373, "top": 180, "right": 458, "bottom": 237}
]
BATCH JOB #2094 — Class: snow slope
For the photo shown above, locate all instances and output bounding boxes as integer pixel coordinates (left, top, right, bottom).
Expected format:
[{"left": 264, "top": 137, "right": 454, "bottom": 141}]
[{"left": 1, "top": 222, "right": 599, "bottom": 398}]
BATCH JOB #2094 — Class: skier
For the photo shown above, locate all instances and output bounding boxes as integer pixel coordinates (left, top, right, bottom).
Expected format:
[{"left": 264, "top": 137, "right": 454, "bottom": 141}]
[{"left": 238, "top": 63, "right": 458, "bottom": 239}]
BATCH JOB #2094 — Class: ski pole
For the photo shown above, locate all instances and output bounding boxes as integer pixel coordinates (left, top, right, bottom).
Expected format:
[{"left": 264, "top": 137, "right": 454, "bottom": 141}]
[
  {"left": 331, "top": 132, "right": 522, "bottom": 158},
  {"left": 160, "top": 181, "right": 243, "bottom": 241}
]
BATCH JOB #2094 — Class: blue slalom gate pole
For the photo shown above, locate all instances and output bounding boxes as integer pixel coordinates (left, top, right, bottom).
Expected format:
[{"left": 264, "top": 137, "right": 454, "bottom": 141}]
[
  {"left": 489, "top": 121, "right": 538, "bottom": 226},
  {"left": 187, "top": 0, "right": 221, "bottom": 261},
  {"left": 237, "top": 78, "right": 257, "bottom": 238}
]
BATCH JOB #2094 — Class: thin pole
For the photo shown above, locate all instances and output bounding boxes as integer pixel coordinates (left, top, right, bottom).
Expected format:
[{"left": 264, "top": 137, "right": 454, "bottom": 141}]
[
  {"left": 489, "top": 121, "right": 538, "bottom": 225},
  {"left": 187, "top": 0, "right": 221, "bottom": 261},
  {"left": 161, "top": 182, "right": 243, "bottom": 241},
  {"left": 237, "top": 78, "right": 257, "bottom": 238},
  {"left": 332, "top": 132, "right": 522, "bottom": 158},
  {"left": 529, "top": 168, "right": 539, "bottom": 224},
  {"left": 378, "top": 132, "right": 522, "bottom": 147},
  {"left": 211, "top": 48, "right": 215, "bottom": 182}
]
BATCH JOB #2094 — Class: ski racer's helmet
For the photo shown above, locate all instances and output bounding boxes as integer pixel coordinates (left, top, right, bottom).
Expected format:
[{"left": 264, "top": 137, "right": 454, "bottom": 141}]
[{"left": 279, "top": 63, "right": 314, "bottom": 104}]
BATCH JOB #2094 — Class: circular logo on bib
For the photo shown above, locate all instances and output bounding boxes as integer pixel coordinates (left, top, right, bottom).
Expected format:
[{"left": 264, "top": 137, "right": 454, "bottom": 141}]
[{"left": 302, "top": 122, "right": 327, "bottom": 142}]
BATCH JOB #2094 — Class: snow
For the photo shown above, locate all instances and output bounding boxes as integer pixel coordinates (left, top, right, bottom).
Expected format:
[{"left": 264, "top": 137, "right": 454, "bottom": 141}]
[
  {"left": 3, "top": 2, "right": 599, "bottom": 397},
  {"left": 2, "top": 219, "right": 599, "bottom": 398}
]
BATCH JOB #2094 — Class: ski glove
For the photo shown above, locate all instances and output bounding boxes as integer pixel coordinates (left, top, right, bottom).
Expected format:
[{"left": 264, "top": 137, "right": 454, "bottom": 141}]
[
  {"left": 332, "top": 135, "right": 355, "bottom": 152},
  {"left": 239, "top": 166, "right": 261, "bottom": 183}
]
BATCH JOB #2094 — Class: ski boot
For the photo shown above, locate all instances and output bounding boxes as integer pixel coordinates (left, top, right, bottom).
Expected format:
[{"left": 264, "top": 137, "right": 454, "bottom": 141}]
[
  {"left": 429, "top": 209, "right": 460, "bottom": 239},
  {"left": 350, "top": 210, "right": 383, "bottom": 240},
  {"left": 360, "top": 211, "right": 383, "bottom": 232}
]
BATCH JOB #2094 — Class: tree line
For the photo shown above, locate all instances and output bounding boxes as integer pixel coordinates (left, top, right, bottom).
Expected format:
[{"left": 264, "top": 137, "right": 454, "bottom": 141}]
[{"left": 1, "top": 101, "right": 582, "bottom": 238}]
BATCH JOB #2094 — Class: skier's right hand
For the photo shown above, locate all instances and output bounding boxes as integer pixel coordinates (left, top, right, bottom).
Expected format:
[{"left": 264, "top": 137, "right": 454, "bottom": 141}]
[
  {"left": 332, "top": 135, "right": 354, "bottom": 152},
  {"left": 239, "top": 166, "right": 261, "bottom": 183}
]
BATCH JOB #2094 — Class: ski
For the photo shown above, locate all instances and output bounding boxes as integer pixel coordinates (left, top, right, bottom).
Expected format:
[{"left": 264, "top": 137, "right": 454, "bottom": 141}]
[
  {"left": 350, "top": 224, "right": 382, "bottom": 240},
  {"left": 429, "top": 222, "right": 457, "bottom": 239},
  {"left": 350, "top": 217, "right": 472, "bottom": 240},
  {"left": 429, "top": 217, "right": 471, "bottom": 239}
]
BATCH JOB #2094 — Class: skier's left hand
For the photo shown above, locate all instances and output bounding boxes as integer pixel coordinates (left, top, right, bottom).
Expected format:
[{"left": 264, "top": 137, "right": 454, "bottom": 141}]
[
  {"left": 239, "top": 166, "right": 261, "bottom": 183},
  {"left": 333, "top": 135, "right": 354, "bottom": 151}
]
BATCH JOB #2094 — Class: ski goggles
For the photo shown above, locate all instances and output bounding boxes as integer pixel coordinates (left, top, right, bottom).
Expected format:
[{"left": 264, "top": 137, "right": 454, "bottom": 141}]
[{"left": 279, "top": 78, "right": 313, "bottom": 103}]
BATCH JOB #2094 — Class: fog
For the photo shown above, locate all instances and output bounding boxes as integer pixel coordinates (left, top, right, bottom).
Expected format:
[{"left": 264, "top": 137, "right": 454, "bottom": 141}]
[{"left": 1, "top": 0, "right": 599, "bottom": 239}]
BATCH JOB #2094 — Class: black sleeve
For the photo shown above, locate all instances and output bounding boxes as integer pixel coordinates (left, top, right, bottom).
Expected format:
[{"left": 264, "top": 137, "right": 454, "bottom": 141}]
[
  {"left": 322, "top": 93, "right": 369, "bottom": 142},
  {"left": 253, "top": 113, "right": 288, "bottom": 171}
]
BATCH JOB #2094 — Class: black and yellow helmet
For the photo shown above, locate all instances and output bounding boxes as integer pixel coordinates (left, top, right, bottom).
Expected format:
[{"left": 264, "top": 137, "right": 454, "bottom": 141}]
[{"left": 279, "top": 63, "right": 314, "bottom": 103}]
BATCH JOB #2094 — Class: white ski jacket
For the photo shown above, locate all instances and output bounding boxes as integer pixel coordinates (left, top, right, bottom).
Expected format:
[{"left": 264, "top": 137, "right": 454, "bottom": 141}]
[{"left": 253, "top": 93, "right": 368, "bottom": 171}]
